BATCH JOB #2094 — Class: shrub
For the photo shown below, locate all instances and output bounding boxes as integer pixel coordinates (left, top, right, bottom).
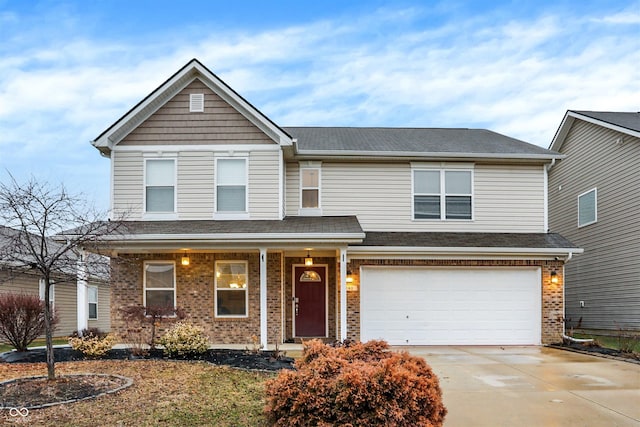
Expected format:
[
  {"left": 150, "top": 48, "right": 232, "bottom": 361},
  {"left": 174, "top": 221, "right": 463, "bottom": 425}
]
[
  {"left": 265, "top": 340, "right": 447, "bottom": 427},
  {"left": 119, "top": 304, "right": 186, "bottom": 355},
  {"left": 68, "top": 328, "right": 116, "bottom": 358},
  {"left": 159, "top": 321, "right": 209, "bottom": 357},
  {"left": 0, "top": 293, "right": 58, "bottom": 352}
]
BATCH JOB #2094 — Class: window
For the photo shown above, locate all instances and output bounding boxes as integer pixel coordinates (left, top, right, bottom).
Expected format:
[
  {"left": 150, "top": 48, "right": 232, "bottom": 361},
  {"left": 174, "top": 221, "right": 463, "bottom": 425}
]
[
  {"left": 38, "top": 278, "right": 54, "bottom": 309},
  {"left": 216, "top": 158, "right": 247, "bottom": 212},
  {"left": 215, "top": 261, "right": 248, "bottom": 317},
  {"left": 143, "top": 262, "right": 176, "bottom": 310},
  {"left": 189, "top": 93, "right": 204, "bottom": 112},
  {"left": 414, "top": 169, "right": 472, "bottom": 220},
  {"left": 88, "top": 286, "right": 98, "bottom": 320},
  {"left": 578, "top": 188, "right": 597, "bottom": 227},
  {"left": 301, "top": 168, "right": 320, "bottom": 209},
  {"left": 145, "top": 159, "right": 175, "bottom": 212}
]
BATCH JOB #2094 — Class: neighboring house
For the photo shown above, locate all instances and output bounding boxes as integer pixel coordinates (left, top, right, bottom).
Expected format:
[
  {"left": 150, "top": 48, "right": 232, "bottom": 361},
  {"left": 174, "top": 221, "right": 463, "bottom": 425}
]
[
  {"left": 91, "top": 59, "right": 580, "bottom": 348},
  {"left": 0, "top": 226, "right": 111, "bottom": 336},
  {"left": 548, "top": 110, "right": 640, "bottom": 334}
]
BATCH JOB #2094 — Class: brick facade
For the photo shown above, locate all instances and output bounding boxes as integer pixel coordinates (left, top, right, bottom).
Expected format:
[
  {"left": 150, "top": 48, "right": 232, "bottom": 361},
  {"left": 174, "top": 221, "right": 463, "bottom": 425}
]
[{"left": 111, "top": 252, "right": 564, "bottom": 345}]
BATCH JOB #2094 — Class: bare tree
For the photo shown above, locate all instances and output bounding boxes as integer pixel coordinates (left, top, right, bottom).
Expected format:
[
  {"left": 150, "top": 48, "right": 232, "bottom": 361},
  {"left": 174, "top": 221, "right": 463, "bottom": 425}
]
[{"left": 0, "top": 174, "right": 125, "bottom": 380}]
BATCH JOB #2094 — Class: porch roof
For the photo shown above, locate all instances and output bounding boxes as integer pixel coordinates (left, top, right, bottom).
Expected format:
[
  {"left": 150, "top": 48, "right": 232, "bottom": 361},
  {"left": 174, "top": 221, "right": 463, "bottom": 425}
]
[
  {"left": 97, "top": 216, "right": 365, "bottom": 252},
  {"left": 350, "top": 231, "right": 582, "bottom": 259}
]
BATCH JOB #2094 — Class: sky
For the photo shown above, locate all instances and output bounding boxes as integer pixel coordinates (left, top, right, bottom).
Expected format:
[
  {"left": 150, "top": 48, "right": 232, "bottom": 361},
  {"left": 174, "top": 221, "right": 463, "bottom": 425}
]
[{"left": 0, "top": 0, "right": 638, "bottom": 213}]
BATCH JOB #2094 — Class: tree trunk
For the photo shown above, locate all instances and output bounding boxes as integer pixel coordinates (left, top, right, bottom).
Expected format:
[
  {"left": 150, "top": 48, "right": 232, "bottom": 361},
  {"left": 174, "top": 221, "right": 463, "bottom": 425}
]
[{"left": 44, "top": 277, "right": 55, "bottom": 380}]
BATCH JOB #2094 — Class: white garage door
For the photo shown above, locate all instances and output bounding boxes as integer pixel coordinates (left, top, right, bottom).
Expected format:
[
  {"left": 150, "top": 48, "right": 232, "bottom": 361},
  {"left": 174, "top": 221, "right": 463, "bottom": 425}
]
[{"left": 360, "top": 267, "right": 541, "bottom": 345}]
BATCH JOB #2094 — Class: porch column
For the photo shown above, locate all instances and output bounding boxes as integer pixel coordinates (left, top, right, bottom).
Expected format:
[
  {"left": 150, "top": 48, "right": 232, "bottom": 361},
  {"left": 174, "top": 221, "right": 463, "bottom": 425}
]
[
  {"left": 76, "top": 250, "right": 88, "bottom": 334},
  {"left": 259, "top": 248, "right": 268, "bottom": 349},
  {"left": 340, "top": 248, "right": 347, "bottom": 341}
]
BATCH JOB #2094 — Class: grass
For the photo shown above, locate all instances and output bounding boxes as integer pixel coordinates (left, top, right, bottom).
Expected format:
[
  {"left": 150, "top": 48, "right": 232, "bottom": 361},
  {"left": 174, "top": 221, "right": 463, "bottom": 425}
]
[
  {"left": 573, "top": 332, "right": 640, "bottom": 353},
  {"left": 0, "top": 337, "right": 70, "bottom": 353},
  {"left": 0, "top": 360, "right": 273, "bottom": 426}
]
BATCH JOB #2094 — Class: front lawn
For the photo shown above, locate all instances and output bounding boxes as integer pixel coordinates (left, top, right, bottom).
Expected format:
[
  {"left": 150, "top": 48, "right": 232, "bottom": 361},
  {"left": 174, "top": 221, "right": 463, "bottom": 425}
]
[
  {"left": 0, "top": 337, "right": 70, "bottom": 353},
  {"left": 0, "top": 360, "right": 272, "bottom": 426}
]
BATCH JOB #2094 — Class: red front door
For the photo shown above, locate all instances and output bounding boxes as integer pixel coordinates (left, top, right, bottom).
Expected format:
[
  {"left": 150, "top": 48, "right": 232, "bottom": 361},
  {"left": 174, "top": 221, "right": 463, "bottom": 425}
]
[{"left": 294, "top": 265, "right": 326, "bottom": 337}]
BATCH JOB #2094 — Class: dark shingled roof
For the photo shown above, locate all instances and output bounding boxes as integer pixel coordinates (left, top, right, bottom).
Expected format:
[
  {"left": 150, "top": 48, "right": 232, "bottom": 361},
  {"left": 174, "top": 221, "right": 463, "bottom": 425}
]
[
  {"left": 354, "top": 232, "right": 579, "bottom": 249},
  {"left": 119, "top": 216, "right": 364, "bottom": 236},
  {"left": 572, "top": 111, "right": 640, "bottom": 133},
  {"left": 284, "top": 127, "right": 558, "bottom": 157}
]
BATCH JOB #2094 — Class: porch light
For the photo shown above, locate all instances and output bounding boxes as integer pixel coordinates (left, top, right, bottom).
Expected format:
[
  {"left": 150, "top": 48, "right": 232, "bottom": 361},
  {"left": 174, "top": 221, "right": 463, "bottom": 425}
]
[
  {"left": 181, "top": 252, "right": 190, "bottom": 266},
  {"left": 304, "top": 251, "right": 313, "bottom": 266},
  {"left": 346, "top": 269, "right": 354, "bottom": 283},
  {"left": 550, "top": 270, "right": 558, "bottom": 285}
]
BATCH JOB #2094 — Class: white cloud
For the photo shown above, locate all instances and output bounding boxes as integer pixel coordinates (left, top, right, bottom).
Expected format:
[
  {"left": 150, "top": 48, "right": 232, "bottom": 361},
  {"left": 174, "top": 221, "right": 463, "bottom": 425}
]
[{"left": 0, "top": 2, "right": 638, "bottom": 209}]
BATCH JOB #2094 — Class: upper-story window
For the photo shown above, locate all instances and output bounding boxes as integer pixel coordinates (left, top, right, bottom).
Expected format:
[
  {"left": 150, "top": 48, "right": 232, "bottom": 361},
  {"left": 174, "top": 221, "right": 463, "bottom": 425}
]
[
  {"left": 413, "top": 169, "right": 473, "bottom": 220},
  {"left": 216, "top": 158, "right": 247, "bottom": 213},
  {"left": 578, "top": 188, "right": 597, "bottom": 227},
  {"left": 145, "top": 159, "right": 176, "bottom": 213},
  {"left": 301, "top": 168, "right": 320, "bottom": 209}
]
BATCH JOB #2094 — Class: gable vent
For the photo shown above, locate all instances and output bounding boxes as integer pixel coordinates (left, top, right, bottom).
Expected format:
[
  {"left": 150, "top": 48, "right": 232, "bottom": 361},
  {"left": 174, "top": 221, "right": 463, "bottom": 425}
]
[{"left": 190, "top": 93, "right": 204, "bottom": 112}]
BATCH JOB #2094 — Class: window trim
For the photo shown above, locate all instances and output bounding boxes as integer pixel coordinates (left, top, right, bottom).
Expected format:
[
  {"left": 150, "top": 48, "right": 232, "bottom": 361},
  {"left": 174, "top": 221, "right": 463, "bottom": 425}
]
[
  {"left": 143, "top": 158, "right": 177, "bottom": 217},
  {"left": 577, "top": 188, "right": 598, "bottom": 228},
  {"left": 412, "top": 167, "right": 474, "bottom": 221},
  {"left": 299, "top": 165, "right": 322, "bottom": 215},
  {"left": 214, "top": 157, "right": 248, "bottom": 218},
  {"left": 38, "top": 278, "right": 54, "bottom": 310},
  {"left": 143, "top": 261, "right": 177, "bottom": 310},
  {"left": 214, "top": 260, "right": 249, "bottom": 319},
  {"left": 88, "top": 285, "right": 98, "bottom": 320}
]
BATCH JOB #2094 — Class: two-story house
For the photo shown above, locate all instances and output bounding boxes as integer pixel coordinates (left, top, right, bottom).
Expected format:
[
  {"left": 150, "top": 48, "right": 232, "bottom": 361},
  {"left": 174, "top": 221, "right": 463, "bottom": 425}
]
[
  {"left": 91, "top": 59, "right": 580, "bottom": 348},
  {"left": 548, "top": 110, "right": 640, "bottom": 335}
]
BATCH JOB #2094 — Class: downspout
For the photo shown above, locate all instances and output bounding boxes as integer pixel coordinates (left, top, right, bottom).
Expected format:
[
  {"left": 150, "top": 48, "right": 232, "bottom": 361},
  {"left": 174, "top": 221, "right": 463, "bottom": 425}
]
[{"left": 560, "top": 251, "right": 592, "bottom": 343}]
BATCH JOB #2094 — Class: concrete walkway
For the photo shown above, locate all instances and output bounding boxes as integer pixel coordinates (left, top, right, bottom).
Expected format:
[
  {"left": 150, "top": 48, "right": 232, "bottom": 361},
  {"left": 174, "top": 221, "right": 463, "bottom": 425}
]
[{"left": 402, "top": 346, "right": 640, "bottom": 427}]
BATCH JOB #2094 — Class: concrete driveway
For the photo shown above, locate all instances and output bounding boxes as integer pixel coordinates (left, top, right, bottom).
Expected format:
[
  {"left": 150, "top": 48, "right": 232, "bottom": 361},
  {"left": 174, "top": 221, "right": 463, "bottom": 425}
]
[{"left": 403, "top": 346, "right": 640, "bottom": 427}]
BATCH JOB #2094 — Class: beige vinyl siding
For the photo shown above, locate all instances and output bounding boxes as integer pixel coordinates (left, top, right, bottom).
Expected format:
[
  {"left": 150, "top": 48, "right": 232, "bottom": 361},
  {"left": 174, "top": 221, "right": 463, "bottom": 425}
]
[
  {"left": 285, "top": 162, "right": 300, "bottom": 215},
  {"left": 248, "top": 151, "right": 281, "bottom": 219},
  {"left": 112, "top": 151, "right": 144, "bottom": 220},
  {"left": 119, "top": 79, "right": 274, "bottom": 146},
  {"left": 53, "top": 283, "right": 77, "bottom": 336},
  {"left": 549, "top": 120, "right": 640, "bottom": 331},
  {"left": 178, "top": 152, "right": 215, "bottom": 219},
  {"left": 113, "top": 150, "right": 281, "bottom": 220},
  {"left": 88, "top": 282, "right": 111, "bottom": 332},
  {"left": 0, "top": 271, "right": 78, "bottom": 337},
  {"left": 287, "top": 161, "right": 545, "bottom": 232}
]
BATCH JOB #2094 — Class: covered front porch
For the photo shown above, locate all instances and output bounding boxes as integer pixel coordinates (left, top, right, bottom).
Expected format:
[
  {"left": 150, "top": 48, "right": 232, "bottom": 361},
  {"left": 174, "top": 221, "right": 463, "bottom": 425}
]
[{"left": 102, "top": 216, "right": 365, "bottom": 348}]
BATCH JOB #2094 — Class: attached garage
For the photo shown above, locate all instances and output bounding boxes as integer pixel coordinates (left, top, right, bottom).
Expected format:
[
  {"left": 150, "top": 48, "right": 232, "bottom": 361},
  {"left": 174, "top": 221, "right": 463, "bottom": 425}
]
[{"left": 360, "top": 267, "right": 541, "bottom": 345}]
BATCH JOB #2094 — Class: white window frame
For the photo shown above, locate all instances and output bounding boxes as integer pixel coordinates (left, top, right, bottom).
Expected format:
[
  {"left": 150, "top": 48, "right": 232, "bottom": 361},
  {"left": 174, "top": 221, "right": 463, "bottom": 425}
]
[
  {"left": 215, "top": 157, "right": 248, "bottom": 219},
  {"left": 412, "top": 167, "right": 474, "bottom": 221},
  {"left": 578, "top": 188, "right": 597, "bottom": 227},
  {"left": 143, "top": 261, "right": 177, "bottom": 310},
  {"left": 38, "top": 278, "right": 54, "bottom": 309},
  {"left": 189, "top": 93, "right": 204, "bottom": 112},
  {"left": 144, "top": 158, "right": 177, "bottom": 218},
  {"left": 299, "top": 165, "right": 322, "bottom": 215},
  {"left": 88, "top": 285, "right": 98, "bottom": 320},
  {"left": 214, "top": 260, "right": 249, "bottom": 318}
]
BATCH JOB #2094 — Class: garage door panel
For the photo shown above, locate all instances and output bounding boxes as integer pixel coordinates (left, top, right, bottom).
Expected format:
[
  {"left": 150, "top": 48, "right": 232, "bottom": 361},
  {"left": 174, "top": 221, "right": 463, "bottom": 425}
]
[{"left": 360, "top": 267, "right": 541, "bottom": 345}]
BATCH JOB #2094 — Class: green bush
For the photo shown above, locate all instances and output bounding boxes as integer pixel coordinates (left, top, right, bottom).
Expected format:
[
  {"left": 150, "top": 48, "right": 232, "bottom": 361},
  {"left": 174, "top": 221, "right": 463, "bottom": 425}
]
[
  {"left": 159, "top": 321, "right": 209, "bottom": 357},
  {"left": 265, "top": 339, "right": 447, "bottom": 427},
  {"left": 68, "top": 329, "right": 116, "bottom": 358}
]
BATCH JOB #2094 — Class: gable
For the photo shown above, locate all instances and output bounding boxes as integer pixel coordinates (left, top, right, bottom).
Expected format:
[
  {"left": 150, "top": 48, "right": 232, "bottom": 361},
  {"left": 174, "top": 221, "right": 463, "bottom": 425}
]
[
  {"left": 120, "top": 79, "right": 274, "bottom": 146},
  {"left": 92, "top": 59, "right": 293, "bottom": 156}
]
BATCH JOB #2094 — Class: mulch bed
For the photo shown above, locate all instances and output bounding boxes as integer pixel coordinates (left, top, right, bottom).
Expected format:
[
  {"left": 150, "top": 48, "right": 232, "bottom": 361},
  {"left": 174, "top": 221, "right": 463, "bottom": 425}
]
[
  {"left": 0, "top": 374, "right": 132, "bottom": 409},
  {"left": 0, "top": 347, "right": 295, "bottom": 371},
  {"left": 551, "top": 342, "right": 640, "bottom": 364}
]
